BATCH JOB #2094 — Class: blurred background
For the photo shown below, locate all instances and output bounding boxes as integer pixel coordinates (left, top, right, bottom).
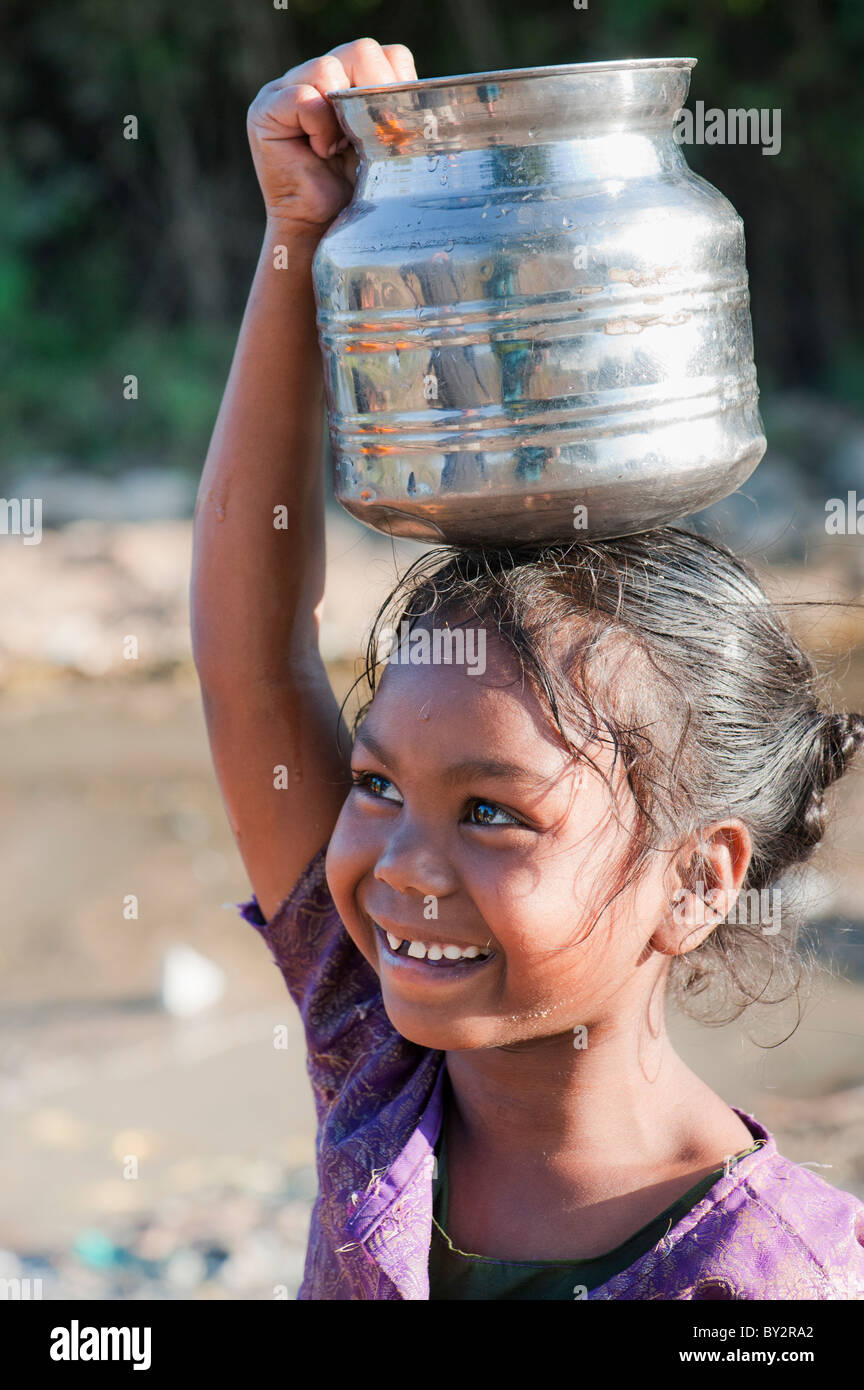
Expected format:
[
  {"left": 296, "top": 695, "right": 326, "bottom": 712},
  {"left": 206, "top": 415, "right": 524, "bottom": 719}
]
[{"left": 1, "top": 0, "right": 864, "bottom": 1300}]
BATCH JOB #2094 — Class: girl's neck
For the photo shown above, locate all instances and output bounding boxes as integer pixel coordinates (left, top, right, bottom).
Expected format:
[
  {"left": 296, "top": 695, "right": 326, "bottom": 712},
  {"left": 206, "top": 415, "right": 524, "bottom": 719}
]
[
  {"left": 443, "top": 1024, "right": 726, "bottom": 1172},
  {"left": 438, "top": 1031, "right": 755, "bottom": 1262}
]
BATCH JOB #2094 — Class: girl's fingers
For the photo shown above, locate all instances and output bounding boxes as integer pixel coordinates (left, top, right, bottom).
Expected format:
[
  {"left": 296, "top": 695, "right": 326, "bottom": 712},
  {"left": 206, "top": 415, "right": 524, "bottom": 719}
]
[
  {"left": 286, "top": 84, "right": 345, "bottom": 159},
  {"left": 380, "top": 44, "right": 418, "bottom": 83},
  {"left": 262, "top": 54, "right": 354, "bottom": 156},
  {"left": 254, "top": 39, "right": 418, "bottom": 161},
  {"left": 326, "top": 36, "right": 412, "bottom": 91}
]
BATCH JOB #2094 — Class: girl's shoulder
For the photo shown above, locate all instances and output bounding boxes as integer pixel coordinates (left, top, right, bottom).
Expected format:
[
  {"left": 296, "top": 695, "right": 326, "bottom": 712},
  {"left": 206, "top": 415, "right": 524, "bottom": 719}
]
[
  {"left": 595, "top": 1110, "right": 864, "bottom": 1301},
  {"left": 733, "top": 1141, "right": 864, "bottom": 1298},
  {"left": 237, "top": 839, "right": 388, "bottom": 1058}
]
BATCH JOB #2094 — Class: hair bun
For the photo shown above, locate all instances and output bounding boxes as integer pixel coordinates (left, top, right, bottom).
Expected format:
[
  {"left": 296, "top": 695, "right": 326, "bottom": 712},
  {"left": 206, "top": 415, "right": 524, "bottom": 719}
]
[
  {"left": 820, "top": 711, "right": 864, "bottom": 789},
  {"left": 802, "top": 712, "right": 864, "bottom": 849}
]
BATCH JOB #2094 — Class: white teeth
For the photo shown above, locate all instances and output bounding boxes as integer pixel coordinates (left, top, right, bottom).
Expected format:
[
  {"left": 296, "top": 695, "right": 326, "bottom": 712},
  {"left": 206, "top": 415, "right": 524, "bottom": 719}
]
[{"left": 377, "top": 923, "right": 490, "bottom": 963}]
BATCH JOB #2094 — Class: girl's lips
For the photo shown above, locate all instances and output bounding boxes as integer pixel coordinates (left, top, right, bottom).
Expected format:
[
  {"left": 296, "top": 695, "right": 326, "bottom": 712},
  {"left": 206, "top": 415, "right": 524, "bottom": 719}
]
[{"left": 373, "top": 924, "right": 496, "bottom": 979}]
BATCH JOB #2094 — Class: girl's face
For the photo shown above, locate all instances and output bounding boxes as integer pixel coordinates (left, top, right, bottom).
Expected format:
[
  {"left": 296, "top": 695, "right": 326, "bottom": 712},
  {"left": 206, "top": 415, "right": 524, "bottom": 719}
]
[{"left": 325, "top": 629, "right": 673, "bottom": 1052}]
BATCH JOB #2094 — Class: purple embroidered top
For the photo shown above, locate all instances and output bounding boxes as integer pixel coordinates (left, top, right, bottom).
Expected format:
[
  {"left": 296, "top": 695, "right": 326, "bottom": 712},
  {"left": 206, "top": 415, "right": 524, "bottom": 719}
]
[{"left": 238, "top": 843, "right": 864, "bottom": 1301}]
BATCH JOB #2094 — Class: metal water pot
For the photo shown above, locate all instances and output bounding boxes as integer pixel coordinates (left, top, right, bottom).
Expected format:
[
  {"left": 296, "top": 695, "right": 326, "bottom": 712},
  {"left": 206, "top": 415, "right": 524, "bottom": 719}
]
[{"left": 312, "top": 58, "right": 766, "bottom": 545}]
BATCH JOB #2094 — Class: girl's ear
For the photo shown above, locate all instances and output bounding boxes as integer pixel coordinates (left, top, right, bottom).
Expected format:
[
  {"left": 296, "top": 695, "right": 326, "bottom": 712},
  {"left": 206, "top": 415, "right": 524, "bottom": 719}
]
[{"left": 651, "top": 820, "right": 752, "bottom": 957}]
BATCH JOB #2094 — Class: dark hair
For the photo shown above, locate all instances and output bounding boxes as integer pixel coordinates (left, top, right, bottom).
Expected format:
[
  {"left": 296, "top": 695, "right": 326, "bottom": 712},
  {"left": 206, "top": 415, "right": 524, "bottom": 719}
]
[{"left": 346, "top": 528, "right": 864, "bottom": 1033}]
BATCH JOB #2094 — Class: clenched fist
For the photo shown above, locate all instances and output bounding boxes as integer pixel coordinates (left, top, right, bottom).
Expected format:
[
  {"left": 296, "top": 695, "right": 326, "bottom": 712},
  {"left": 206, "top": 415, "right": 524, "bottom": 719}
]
[{"left": 247, "top": 36, "right": 418, "bottom": 235}]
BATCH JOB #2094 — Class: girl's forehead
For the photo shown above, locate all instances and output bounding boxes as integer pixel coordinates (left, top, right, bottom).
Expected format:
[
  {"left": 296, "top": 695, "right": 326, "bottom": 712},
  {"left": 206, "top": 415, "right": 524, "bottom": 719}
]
[
  {"left": 374, "top": 639, "right": 540, "bottom": 723},
  {"left": 360, "top": 655, "right": 616, "bottom": 778}
]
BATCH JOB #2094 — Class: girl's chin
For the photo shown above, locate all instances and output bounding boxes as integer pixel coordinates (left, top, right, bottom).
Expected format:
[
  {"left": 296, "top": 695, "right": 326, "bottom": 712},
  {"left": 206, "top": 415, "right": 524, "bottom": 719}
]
[{"left": 378, "top": 996, "right": 499, "bottom": 1052}]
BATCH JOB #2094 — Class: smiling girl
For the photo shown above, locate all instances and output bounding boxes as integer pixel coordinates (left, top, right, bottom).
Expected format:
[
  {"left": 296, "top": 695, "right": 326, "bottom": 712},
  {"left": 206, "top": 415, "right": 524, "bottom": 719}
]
[{"left": 191, "top": 38, "right": 864, "bottom": 1300}]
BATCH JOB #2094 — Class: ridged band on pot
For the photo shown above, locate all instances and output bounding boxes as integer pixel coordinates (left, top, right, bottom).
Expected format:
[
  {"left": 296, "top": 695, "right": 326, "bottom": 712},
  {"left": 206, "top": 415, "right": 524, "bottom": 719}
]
[{"left": 312, "top": 58, "right": 766, "bottom": 545}]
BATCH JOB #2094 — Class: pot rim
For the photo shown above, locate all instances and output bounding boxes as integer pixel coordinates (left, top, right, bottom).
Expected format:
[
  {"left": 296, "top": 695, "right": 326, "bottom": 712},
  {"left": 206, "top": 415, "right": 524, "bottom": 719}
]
[{"left": 326, "top": 56, "right": 697, "bottom": 100}]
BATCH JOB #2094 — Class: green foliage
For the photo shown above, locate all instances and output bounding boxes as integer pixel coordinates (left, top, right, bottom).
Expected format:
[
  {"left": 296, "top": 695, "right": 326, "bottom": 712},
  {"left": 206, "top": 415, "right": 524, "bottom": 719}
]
[
  {"left": 2, "top": 0, "right": 862, "bottom": 480},
  {"left": 1, "top": 322, "right": 234, "bottom": 478}
]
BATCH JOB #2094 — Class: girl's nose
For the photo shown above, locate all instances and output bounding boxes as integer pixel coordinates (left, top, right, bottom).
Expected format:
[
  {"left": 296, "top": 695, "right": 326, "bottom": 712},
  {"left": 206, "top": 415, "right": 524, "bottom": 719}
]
[{"left": 373, "top": 826, "right": 458, "bottom": 901}]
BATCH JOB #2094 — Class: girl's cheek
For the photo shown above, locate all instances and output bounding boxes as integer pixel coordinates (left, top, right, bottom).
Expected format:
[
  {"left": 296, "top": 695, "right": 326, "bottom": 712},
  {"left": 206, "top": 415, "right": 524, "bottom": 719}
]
[
  {"left": 324, "top": 805, "right": 368, "bottom": 921},
  {"left": 479, "top": 861, "right": 578, "bottom": 935}
]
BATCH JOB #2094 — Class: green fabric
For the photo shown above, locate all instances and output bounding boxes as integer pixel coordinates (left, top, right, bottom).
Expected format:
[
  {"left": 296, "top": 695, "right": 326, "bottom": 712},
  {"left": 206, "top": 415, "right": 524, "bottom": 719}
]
[{"left": 428, "top": 1114, "right": 763, "bottom": 1301}]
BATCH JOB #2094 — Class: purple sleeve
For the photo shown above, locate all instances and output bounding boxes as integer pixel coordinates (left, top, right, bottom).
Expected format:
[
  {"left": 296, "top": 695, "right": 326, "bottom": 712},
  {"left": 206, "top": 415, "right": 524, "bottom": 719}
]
[{"left": 237, "top": 842, "right": 389, "bottom": 1113}]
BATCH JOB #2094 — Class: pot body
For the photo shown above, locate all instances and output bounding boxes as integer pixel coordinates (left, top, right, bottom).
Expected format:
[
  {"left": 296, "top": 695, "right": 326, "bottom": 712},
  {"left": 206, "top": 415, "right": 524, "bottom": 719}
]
[{"left": 312, "top": 59, "right": 766, "bottom": 545}]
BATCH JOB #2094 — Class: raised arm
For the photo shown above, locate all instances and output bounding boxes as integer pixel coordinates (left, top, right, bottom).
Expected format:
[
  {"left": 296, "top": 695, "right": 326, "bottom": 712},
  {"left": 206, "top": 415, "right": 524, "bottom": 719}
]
[{"left": 191, "top": 39, "right": 418, "bottom": 920}]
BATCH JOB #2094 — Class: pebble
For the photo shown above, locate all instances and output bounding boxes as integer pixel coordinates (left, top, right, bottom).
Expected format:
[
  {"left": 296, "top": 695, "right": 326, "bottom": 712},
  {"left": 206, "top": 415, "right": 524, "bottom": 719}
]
[{"left": 11, "top": 1180, "right": 313, "bottom": 1300}]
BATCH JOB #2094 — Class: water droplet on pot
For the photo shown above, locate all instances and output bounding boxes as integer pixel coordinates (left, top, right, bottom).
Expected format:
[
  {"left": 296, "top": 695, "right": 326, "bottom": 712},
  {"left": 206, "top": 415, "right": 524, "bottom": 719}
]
[
  {"left": 426, "top": 155, "right": 439, "bottom": 172},
  {"left": 444, "top": 239, "right": 454, "bottom": 251},
  {"left": 439, "top": 173, "right": 448, "bottom": 184}
]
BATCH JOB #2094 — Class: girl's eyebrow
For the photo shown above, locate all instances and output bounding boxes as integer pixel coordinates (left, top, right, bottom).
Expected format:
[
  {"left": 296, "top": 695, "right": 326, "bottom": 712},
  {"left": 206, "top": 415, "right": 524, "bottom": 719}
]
[{"left": 353, "top": 728, "right": 548, "bottom": 788}]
